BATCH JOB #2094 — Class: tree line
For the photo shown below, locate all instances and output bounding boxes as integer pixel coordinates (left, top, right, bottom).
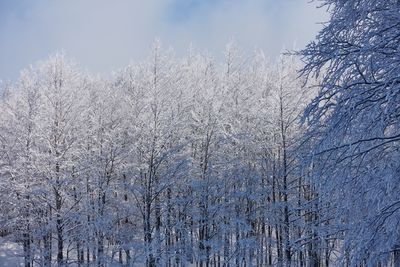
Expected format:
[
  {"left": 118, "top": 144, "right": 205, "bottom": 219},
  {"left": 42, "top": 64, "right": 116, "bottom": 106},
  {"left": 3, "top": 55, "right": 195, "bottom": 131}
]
[{"left": 0, "top": 44, "right": 318, "bottom": 266}]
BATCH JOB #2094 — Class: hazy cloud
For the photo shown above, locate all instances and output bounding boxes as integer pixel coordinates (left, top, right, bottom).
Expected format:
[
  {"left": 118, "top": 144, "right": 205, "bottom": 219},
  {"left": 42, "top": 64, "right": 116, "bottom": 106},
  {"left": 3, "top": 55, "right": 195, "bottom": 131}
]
[{"left": 0, "top": 0, "right": 328, "bottom": 80}]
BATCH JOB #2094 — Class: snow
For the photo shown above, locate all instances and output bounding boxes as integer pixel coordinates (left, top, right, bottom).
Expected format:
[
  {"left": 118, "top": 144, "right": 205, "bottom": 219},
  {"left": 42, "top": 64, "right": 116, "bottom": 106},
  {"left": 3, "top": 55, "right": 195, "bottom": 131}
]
[{"left": 0, "top": 238, "right": 23, "bottom": 267}]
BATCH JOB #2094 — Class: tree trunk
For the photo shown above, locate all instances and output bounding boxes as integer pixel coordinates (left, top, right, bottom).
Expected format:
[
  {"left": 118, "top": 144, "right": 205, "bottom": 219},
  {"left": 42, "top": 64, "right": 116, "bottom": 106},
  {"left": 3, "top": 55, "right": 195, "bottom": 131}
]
[
  {"left": 23, "top": 232, "right": 31, "bottom": 267},
  {"left": 43, "top": 227, "right": 52, "bottom": 267}
]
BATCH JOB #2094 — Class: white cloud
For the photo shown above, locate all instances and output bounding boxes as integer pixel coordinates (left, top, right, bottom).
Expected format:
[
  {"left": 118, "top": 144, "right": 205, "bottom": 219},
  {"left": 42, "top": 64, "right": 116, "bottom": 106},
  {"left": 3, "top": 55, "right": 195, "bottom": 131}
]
[{"left": 0, "top": 0, "right": 328, "bottom": 80}]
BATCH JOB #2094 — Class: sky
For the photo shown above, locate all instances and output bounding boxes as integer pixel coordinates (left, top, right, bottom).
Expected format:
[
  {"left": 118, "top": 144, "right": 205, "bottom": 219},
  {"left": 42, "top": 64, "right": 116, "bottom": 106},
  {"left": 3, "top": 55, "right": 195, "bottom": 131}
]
[{"left": 0, "top": 0, "right": 328, "bottom": 81}]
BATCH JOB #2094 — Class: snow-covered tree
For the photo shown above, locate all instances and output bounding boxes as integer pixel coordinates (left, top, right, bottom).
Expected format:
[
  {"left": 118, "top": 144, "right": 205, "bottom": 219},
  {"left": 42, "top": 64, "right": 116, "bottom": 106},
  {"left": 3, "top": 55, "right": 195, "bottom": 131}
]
[
  {"left": 0, "top": 44, "right": 324, "bottom": 266},
  {"left": 300, "top": 0, "right": 400, "bottom": 265}
]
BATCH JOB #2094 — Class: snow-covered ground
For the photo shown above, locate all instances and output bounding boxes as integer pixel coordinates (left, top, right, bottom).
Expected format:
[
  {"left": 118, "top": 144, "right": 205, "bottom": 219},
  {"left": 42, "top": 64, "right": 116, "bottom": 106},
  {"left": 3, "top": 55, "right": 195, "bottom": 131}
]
[{"left": 0, "top": 238, "right": 23, "bottom": 266}]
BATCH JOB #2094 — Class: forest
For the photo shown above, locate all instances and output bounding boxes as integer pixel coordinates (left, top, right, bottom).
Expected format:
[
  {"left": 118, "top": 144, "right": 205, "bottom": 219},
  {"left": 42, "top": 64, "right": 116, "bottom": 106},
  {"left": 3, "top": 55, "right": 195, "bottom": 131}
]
[{"left": 0, "top": 0, "right": 399, "bottom": 267}]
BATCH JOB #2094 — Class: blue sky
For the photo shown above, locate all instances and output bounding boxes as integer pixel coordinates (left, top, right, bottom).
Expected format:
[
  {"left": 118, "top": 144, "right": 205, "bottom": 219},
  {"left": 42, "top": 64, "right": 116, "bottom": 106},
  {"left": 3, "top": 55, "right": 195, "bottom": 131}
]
[{"left": 0, "top": 0, "right": 328, "bottom": 81}]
